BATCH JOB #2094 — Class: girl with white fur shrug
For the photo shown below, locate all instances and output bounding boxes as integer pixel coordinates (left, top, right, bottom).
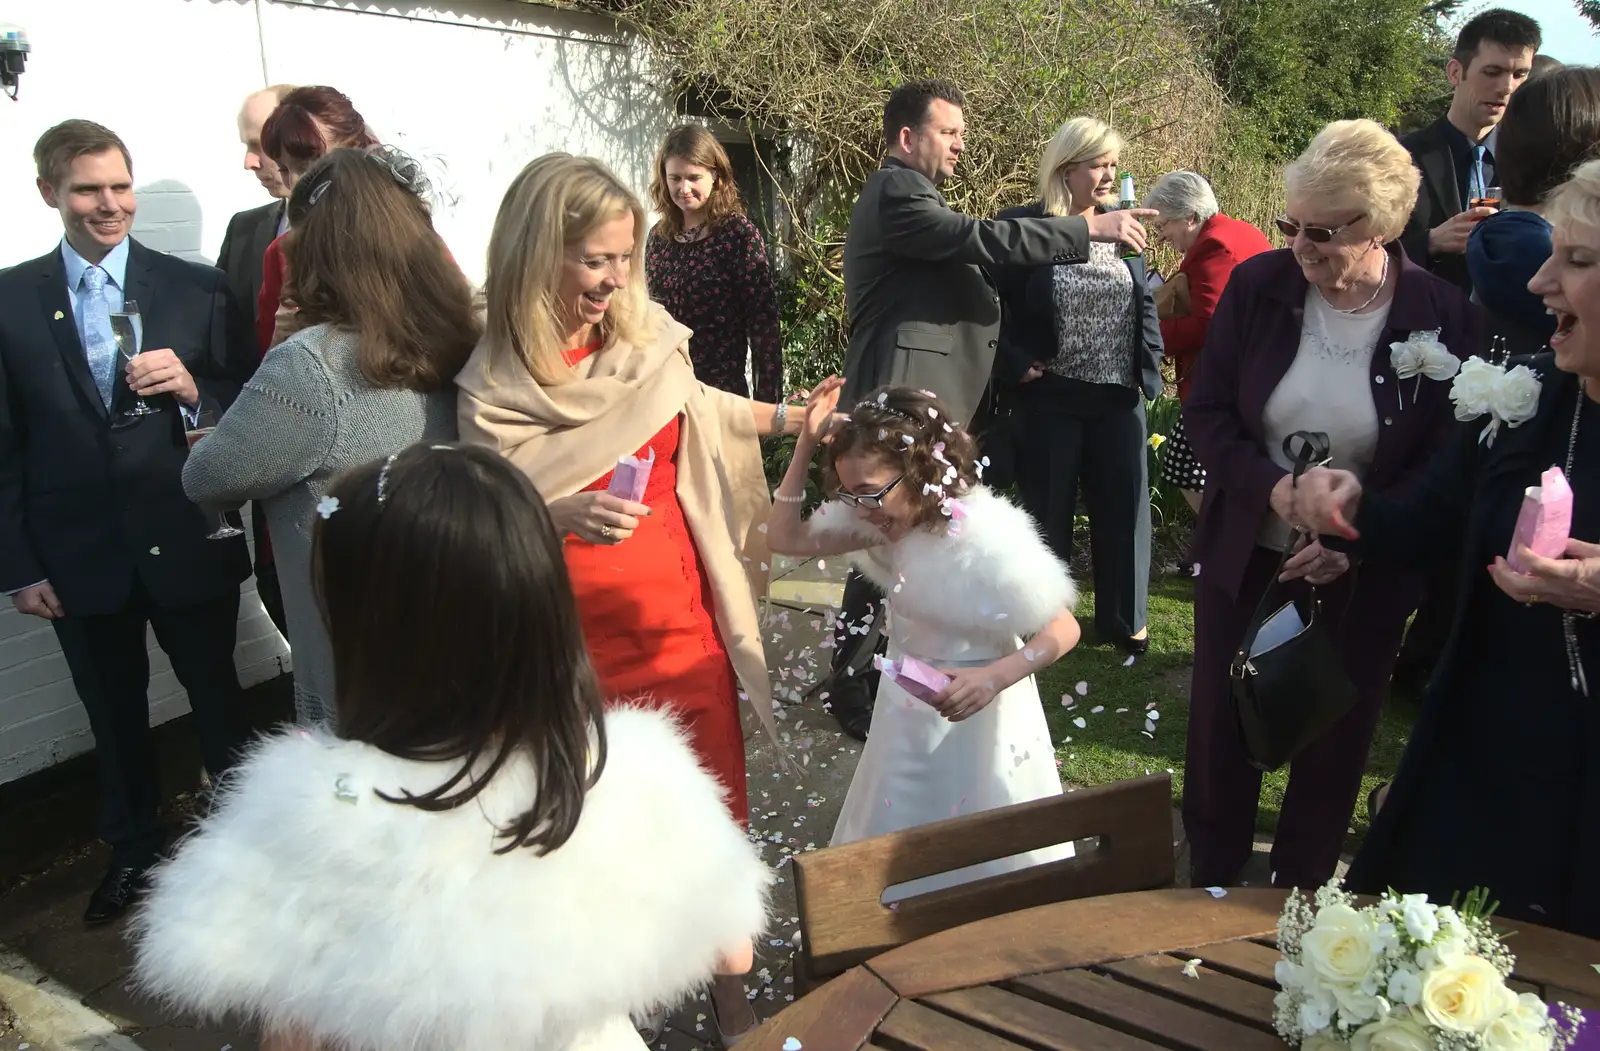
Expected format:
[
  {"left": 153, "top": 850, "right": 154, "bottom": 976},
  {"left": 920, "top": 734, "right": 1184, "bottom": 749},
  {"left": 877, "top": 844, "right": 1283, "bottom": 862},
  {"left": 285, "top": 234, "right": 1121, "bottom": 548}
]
[
  {"left": 130, "top": 445, "right": 770, "bottom": 1051},
  {"left": 769, "top": 382, "right": 1081, "bottom": 898}
]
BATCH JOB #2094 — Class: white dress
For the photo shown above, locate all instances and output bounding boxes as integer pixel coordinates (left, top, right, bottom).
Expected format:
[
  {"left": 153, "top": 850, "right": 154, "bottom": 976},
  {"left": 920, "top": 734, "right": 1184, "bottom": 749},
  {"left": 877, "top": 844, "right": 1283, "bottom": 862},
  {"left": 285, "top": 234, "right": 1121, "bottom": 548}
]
[{"left": 812, "top": 487, "right": 1079, "bottom": 900}]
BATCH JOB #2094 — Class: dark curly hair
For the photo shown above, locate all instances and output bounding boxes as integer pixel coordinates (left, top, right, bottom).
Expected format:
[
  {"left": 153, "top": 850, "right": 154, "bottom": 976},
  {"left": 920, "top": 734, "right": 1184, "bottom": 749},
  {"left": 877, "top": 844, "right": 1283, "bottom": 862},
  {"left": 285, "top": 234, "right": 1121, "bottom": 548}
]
[{"left": 820, "top": 386, "right": 982, "bottom": 531}]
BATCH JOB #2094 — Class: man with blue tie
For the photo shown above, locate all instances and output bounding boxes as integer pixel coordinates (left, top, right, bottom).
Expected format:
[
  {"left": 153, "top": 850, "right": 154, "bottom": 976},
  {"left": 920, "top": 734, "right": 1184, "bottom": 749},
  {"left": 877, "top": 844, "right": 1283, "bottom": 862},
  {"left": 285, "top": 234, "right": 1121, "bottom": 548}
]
[
  {"left": 1397, "top": 9, "right": 1540, "bottom": 293},
  {"left": 0, "top": 120, "right": 254, "bottom": 924}
]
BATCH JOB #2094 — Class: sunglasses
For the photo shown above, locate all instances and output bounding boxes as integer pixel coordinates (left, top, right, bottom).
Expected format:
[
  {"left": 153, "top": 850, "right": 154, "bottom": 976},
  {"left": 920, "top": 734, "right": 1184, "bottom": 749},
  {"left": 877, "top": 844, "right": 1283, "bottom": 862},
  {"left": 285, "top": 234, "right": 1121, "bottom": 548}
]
[
  {"left": 836, "top": 475, "right": 905, "bottom": 511},
  {"left": 1274, "top": 215, "right": 1364, "bottom": 244}
]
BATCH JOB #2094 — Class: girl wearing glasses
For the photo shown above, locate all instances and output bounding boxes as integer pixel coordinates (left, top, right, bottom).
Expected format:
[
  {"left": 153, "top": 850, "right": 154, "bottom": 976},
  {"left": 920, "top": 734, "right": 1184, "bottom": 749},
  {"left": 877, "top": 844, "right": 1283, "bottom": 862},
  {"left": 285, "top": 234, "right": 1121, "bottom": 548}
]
[
  {"left": 1181, "top": 120, "right": 1478, "bottom": 892},
  {"left": 767, "top": 385, "right": 1082, "bottom": 897}
]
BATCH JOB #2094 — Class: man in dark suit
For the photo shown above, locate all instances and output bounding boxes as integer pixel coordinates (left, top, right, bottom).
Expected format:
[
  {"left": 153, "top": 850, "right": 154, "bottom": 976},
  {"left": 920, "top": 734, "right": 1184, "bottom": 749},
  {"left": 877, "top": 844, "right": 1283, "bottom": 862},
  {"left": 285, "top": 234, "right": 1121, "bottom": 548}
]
[
  {"left": 216, "top": 84, "right": 297, "bottom": 637},
  {"left": 0, "top": 120, "right": 254, "bottom": 924},
  {"left": 1392, "top": 10, "right": 1538, "bottom": 700},
  {"left": 1398, "top": 9, "right": 1540, "bottom": 293},
  {"left": 823, "top": 79, "right": 1156, "bottom": 738}
]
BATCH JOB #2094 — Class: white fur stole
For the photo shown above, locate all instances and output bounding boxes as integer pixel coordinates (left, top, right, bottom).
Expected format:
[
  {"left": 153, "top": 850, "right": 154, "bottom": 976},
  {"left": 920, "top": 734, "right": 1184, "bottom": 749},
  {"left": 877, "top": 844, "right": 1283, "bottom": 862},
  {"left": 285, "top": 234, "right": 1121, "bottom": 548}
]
[
  {"left": 130, "top": 707, "right": 771, "bottom": 1051},
  {"left": 810, "top": 486, "right": 1075, "bottom": 637}
]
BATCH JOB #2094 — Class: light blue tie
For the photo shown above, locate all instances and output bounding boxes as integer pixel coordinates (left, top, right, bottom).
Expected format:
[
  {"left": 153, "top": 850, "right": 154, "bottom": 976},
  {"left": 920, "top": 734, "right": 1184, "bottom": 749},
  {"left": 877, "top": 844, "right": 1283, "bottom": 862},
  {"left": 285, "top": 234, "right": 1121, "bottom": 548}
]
[
  {"left": 1471, "top": 144, "right": 1488, "bottom": 204},
  {"left": 79, "top": 266, "right": 117, "bottom": 409}
]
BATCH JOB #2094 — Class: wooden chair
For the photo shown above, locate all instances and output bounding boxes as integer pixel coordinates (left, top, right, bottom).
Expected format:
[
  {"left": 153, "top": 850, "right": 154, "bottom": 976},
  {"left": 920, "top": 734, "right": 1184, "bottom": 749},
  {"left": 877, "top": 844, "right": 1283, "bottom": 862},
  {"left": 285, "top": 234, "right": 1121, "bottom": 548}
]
[{"left": 791, "top": 774, "right": 1175, "bottom": 989}]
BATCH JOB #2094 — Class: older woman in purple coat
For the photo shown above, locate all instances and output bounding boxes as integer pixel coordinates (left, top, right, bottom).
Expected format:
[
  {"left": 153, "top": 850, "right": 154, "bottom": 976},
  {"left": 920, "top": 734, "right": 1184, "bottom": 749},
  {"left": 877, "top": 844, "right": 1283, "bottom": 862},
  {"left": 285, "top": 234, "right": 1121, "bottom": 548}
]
[{"left": 1182, "top": 120, "right": 1480, "bottom": 890}]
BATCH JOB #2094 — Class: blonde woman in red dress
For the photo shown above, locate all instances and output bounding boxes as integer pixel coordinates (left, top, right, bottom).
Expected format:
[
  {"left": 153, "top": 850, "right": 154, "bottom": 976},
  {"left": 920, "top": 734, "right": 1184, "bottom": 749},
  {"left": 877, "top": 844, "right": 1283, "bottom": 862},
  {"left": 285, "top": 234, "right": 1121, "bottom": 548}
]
[{"left": 456, "top": 152, "right": 826, "bottom": 1047}]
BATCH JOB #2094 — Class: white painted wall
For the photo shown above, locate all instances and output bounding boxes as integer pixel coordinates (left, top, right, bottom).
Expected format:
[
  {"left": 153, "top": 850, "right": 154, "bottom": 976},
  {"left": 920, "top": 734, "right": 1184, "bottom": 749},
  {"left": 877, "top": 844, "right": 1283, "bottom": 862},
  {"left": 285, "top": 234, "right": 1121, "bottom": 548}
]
[
  {"left": 0, "top": 0, "right": 669, "bottom": 277},
  {"left": 0, "top": 0, "right": 673, "bottom": 783}
]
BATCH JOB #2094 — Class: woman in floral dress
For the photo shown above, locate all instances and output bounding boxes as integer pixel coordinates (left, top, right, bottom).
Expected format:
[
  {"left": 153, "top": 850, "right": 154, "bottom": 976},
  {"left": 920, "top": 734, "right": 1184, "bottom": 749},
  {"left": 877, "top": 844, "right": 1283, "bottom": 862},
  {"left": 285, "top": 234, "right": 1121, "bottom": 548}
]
[{"left": 645, "top": 124, "right": 784, "bottom": 402}]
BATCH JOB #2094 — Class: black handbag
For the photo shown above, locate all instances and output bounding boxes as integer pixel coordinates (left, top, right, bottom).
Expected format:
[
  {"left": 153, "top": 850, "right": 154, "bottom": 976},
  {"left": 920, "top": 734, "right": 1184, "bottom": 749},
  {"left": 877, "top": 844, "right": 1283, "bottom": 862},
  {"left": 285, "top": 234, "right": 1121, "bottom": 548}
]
[{"left": 1230, "top": 431, "right": 1360, "bottom": 772}]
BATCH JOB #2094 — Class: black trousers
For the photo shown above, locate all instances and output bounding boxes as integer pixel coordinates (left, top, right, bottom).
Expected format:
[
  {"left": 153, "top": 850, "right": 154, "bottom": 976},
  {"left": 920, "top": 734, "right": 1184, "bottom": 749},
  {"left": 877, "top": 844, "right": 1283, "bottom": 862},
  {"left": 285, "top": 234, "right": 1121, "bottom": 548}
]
[
  {"left": 1015, "top": 379, "right": 1150, "bottom": 642},
  {"left": 51, "top": 583, "right": 248, "bottom": 865},
  {"left": 826, "top": 571, "right": 886, "bottom": 710}
]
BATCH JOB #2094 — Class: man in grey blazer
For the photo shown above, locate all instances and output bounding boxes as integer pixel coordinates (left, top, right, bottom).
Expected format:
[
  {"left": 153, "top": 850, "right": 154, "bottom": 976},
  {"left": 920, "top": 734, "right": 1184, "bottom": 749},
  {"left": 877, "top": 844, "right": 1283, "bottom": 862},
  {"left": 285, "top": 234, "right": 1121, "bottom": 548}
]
[{"left": 825, "top": 79, "right": 1156, "bottom": 738}]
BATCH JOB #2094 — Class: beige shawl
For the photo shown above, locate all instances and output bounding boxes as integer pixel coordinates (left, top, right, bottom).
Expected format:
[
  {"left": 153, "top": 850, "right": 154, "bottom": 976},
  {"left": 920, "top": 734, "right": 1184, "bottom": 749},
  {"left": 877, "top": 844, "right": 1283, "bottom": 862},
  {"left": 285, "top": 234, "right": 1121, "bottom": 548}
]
[{"left": 455, "top": 302, "right": 779, "bottom": 750}]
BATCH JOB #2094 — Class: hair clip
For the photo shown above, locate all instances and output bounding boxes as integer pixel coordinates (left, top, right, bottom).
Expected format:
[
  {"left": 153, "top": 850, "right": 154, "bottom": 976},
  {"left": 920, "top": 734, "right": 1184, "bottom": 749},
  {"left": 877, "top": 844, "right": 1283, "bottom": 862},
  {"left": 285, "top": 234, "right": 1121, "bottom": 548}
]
[
  {"left": 854, "top": 400, "right": 923, "bottom": 428},
  {"left": 307, "top": 180, "right": 332, "bottom": 207},
  {"left": 316, "top": 496, "right": 341, "bottom": 519},
  {"left": 376, "top": 452, "right": 399, "bottom": 505}
]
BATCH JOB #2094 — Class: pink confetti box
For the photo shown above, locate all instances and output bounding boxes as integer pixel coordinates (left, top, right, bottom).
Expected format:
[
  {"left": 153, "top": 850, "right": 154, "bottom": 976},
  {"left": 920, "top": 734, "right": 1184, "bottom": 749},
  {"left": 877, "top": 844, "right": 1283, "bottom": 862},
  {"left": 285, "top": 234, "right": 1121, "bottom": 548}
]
[
  {"left": 606, "top": 447, "right": 655, "bottom": 503},
  {"left": 874, "top": 654, "right": 951, "bottom": 704},
  {"left": 1508, "top": 466, "right": 1572, "bottom": 573}
]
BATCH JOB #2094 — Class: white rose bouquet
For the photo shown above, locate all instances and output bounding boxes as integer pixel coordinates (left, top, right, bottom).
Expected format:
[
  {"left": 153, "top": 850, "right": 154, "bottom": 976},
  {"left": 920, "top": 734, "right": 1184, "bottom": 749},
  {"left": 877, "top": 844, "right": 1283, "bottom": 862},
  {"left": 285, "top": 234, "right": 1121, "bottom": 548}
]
[{"left": 1274, "top": 882, "right": 1583, "bottom": 1050}]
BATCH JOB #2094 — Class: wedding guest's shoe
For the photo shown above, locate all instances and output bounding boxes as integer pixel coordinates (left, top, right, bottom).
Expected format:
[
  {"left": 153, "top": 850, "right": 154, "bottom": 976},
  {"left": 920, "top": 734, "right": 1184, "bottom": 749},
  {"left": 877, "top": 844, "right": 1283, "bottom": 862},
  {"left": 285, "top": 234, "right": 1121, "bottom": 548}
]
[
  {"left": 633, "top": 1004, "right": 666, "bottom": 1044},
  {"left": 84, "top": 862, "right": 154, "bottom": 926}
]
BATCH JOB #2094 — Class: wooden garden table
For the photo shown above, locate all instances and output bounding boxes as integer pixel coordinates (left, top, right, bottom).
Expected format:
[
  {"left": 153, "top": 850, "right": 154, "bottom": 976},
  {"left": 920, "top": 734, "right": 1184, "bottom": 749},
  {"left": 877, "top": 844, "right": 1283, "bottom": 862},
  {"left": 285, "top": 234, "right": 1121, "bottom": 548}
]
[{"left": 744, "top": 887, "right": 1600, "bottom": 1050}]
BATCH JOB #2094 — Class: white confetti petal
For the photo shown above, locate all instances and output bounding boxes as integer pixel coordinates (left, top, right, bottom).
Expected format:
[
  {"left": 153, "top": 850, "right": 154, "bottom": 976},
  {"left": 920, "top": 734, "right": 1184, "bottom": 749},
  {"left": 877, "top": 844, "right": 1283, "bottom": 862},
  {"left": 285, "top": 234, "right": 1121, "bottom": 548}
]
[
  {"left": 1205, "top": 886, "right": 1227, "bottom": 898},
  {"left": 1182, "top": 959, "right": 1202, "bottom": 979},
  {"left": 1123, "top": 655, "right": 1136, "bottom": 666},
  {"left": 783, "top": 1040, "right": 804, "bottom": 1051},
  {"left": 1073, "top": 717, "right": 1086, "bottom": 729},
  {"left": 1090, "top": 705, "right": 1104, "bottom": 714},
  {"left": 1144, "top": 719, "right": 1156, "bottom": 732},
  {"left": 1148, "top": 710, "right": 1161, "bottom": 720},
  {"left": 1075, "top": 681, "right": 1089, "bottom": 696}
]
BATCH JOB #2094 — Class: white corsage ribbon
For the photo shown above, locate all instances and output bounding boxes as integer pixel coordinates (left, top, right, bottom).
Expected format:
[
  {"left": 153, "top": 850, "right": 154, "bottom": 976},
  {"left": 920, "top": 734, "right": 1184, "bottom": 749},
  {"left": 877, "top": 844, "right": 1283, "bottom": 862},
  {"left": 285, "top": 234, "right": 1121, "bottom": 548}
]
[
  {"left": 1448, "top": 355, "right": 1542, "bottom": 446},
  {"left": 1388, "top": 330, "right": 1460, "bottom": 407}
]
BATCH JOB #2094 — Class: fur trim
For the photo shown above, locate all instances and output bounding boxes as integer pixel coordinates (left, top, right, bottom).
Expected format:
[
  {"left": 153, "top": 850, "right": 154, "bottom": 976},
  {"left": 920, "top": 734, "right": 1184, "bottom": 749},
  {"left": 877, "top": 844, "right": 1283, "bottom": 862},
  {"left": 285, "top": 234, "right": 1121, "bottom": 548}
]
[
  {"left": 811, "top": 487, "right": 1075, "bottom": 636},
  {"left": 131, "top": 707, "right": 771, "bottom": 1051}
]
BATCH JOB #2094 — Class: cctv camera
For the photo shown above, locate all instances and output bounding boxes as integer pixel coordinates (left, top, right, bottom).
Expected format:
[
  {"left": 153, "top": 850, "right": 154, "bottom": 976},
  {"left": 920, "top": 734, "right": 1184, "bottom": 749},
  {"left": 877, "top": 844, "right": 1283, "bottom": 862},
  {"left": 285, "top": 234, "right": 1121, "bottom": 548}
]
[{"left": 0, "top": 24, "right": 30, "bottom": 101}]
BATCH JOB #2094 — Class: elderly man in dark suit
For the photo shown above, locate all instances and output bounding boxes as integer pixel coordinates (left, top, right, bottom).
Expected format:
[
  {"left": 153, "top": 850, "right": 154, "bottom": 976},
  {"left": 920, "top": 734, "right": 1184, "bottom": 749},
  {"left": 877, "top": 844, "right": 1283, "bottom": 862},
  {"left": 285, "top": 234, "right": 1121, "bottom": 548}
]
[
  {"left": 216, "top": 84, "right": 297, "bottom": 637},
  {"left": 822, "top": 79, "right": 1155, "bottom": 738},
  {"left": 0, "top": 120, "right": 254, "bottom": 924}
]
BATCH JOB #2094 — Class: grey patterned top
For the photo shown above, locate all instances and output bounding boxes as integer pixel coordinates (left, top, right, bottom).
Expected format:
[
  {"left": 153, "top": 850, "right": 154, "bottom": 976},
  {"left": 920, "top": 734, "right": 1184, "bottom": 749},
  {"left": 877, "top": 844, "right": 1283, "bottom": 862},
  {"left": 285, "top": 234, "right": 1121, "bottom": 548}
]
[
  {"left": 181, "top": 323, "right": 457, "bottom": 725},
  {"left": 1049, "top": 240, "right": 1137, "bottom": 387}
]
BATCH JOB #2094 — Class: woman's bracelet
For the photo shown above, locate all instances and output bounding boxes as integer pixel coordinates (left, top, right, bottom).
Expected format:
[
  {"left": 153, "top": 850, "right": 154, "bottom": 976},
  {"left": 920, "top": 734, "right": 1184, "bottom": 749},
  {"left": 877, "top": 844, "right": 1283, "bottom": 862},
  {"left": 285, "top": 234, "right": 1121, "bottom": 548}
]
[
  {"left": 773, "top": 400, "right": 789, "bottom": 433},
  {"left": 773, "top": 489, "right": 806, "bottom": 504}
]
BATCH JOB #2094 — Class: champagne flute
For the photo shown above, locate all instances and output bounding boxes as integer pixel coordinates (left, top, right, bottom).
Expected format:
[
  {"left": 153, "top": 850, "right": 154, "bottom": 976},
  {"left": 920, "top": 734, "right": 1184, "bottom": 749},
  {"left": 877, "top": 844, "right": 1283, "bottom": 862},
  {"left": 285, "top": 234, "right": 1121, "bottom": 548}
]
[
  {"left": 185, "top": 410, "right": 244, "bottom": 540},
  {"left": 110, "top": 299, "right": 156, "bottom": 418}
]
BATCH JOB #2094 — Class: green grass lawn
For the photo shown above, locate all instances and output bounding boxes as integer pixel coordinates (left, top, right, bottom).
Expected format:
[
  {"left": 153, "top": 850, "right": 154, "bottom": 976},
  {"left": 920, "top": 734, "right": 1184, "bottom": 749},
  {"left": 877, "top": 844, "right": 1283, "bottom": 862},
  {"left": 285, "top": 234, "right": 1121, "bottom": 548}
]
[{"left": 1040, "top": 574, "right": 1419, "bottom": 852}]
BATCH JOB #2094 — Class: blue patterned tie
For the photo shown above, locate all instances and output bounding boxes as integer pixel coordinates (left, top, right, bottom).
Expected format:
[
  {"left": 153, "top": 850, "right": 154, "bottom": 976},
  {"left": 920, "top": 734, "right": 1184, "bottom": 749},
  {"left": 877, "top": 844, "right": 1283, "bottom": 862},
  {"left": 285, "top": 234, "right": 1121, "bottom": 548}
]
[
  {"left": 79, "top": 266, "right": 117, "bottom": 409},
  {"left": 1471, "top": 144, "right": 1488, "bottom": 204}
]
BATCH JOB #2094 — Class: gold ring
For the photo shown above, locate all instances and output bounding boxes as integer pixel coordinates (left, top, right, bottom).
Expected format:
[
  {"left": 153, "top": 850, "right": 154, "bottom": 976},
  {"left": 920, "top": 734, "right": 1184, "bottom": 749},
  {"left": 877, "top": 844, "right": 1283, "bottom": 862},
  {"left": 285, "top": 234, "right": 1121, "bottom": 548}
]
[
  {"left": 600, "top": 524, "right": 615, "bottom": 541},
  {"left": 1527, "top": 594, "right": 1541, "bottom": 606}
]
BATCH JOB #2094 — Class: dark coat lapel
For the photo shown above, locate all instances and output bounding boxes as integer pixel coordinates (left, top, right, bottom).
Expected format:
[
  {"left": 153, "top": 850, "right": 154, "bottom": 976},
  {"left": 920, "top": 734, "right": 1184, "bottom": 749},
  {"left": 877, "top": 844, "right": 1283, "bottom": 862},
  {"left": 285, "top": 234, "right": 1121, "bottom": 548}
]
[
  {"left": 1419, "top": 121, "right": 1461, "bottom": 219},
  {"left": 35, "top": 249, "right": 108, "bottom": 420}
]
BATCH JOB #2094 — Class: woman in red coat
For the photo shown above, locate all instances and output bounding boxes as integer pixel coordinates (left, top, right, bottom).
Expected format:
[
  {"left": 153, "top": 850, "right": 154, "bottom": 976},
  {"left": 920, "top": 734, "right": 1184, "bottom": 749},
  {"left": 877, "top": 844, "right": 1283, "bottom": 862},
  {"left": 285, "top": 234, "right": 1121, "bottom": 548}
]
[{"left": 1145, "top": 173, "right": 1272, "bottom": 514}]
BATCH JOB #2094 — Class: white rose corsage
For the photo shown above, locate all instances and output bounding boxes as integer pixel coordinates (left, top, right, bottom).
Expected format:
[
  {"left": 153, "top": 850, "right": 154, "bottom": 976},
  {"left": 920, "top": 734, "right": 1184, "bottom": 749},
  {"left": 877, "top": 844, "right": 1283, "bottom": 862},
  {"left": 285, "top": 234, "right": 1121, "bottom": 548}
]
[
  {"left": 1449, "top": 355, "right": 1542, "bottom": 446},
  {"left": 1389, "top": 330, "right": 1460, "bottom": 408}
]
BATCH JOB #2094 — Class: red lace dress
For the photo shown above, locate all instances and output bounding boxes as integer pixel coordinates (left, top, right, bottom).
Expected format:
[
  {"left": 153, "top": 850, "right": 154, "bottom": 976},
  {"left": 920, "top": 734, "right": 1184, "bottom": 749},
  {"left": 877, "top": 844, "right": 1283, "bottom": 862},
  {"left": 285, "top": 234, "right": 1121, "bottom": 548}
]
[{"left": 560, "top": 348, "right": 747, "bottom": 826}]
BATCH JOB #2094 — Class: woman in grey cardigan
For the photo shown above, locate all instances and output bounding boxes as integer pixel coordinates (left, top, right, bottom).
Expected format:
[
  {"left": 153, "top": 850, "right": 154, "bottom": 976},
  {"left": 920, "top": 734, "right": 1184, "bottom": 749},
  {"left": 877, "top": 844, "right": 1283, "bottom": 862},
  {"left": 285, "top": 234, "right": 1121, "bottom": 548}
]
[{"left": 184, "top": 148, "right": 479, "bottom": 724}]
